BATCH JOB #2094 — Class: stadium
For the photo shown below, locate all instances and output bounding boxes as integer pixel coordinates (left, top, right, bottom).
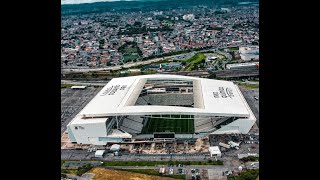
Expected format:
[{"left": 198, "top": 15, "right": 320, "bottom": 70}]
[{"left": 67, "top": 74, "right": 256, "bottom": 145}]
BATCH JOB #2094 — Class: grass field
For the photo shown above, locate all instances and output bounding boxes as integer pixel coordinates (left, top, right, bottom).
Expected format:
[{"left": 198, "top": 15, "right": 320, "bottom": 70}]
[
  {"left": 123, "top": 54, "right": 139, "bottom": 62},
  {"left": 228, "top": 47, "right": 239, "bottom": 51},
  {"left": 239, "top": 83, "right": 259, "bottom": 89},
  {"left": 88, "top": 167, "right": 176, "bottom": 180},
  {"left": 119, "top": 169, "right": 186, "bottom": 179},
  {"left": 183, "top": 53, "right": 206, "bottom": 71},
  {"left": 227, "top": 169, "right": 259, "bottom": 180},
  {"left": 125, "top": 47, "right": 138, "bottom": 53},
  {"left": 61, "top": 84, "right": 81, "bottom": 88},
  {"left": 142, "top": 117, "right": 194, "bottom": 134},
  {"left": 122, "top": 47, "right": 140, "bottom": 62}
]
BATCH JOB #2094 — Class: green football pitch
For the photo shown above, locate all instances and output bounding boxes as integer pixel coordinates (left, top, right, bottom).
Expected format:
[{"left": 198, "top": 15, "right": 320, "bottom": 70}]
[{"left": 141, "top": 118, "right": 194, "bottom": 134}]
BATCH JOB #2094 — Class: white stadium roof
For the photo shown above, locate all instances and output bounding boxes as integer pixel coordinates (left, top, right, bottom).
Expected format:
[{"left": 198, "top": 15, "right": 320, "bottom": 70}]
[{"left": 71, "top": 74, "right": 254, "bottom": 124}]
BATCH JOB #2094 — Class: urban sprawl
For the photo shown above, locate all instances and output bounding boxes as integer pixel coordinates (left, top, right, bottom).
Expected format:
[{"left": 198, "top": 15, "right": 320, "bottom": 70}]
[{"left": 61, "top": 5, "right": 258, "bottom": 69}]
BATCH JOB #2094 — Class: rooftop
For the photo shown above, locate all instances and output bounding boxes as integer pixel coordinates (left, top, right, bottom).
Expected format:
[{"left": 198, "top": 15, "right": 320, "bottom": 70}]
[
  {"left": 69, "top": 74, "right": 255, "bottom": 124},
  {"left": 209, "top": 146, "right": 221, "bottom": 155}
]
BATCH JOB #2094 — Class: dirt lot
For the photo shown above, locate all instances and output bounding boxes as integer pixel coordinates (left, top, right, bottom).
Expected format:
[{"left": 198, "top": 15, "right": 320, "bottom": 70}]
[{"left": 88, "top": 167, "right": 176, "bottom": 180}]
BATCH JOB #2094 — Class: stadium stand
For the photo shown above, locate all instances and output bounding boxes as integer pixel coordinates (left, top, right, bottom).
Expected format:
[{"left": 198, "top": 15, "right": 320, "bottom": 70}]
[
  {"left": 121, "top": 118, "right": 144, "bottom": 133},
  {"left": 127, "top": 116, "right": 144, "bottom": 123}
]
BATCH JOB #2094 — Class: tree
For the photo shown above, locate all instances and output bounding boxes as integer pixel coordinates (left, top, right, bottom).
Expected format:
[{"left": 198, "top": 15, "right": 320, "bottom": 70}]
[
  {"left": 61, "top": 169, "right": 68, "bottom": 173},
  {"left": 92, "top": 73, "right": 98, "bottom": 78},
  {"left": 99, "top": 39, "right": 105, "bottom": 45},
  {"left": 208, "top": 73, "right": 216, "bottom": 79},
  {"left": 137, "top": 48, "right": 143, "bottom": 56},
  {"left": 76, "top": 164, "right": 93, "bottom": 176},
  {"left": 61, "top": 173, "right": 67, "bottom": 178},
  {"left": 238, "top": 169, "right": 259, "bottom": 180},
  {"left": 133, "top": 21, "right": 142, "bottom": 27}
]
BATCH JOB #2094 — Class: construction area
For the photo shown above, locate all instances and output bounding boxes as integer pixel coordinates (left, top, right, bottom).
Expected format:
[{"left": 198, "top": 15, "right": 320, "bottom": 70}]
[{"left": 62, "top": 132, "right": 210, "bottom": 155}]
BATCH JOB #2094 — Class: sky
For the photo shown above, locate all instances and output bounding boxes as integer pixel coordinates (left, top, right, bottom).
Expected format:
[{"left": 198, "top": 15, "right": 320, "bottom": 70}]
[{"left": 61, "top": 0, "right": 136, "bottom": 5}]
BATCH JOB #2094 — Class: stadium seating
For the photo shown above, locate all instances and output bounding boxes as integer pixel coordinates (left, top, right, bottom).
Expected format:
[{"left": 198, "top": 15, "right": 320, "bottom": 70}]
[
  {"left": 195, "top": 122, "right": 214, "bottom": 132},
  {"left": 135, "top": 97, "right": 149, "bottom": 105},
  {"left": 194, "top": 117, "right": 216, "bottom": 133},
  {"left": 127, "top": 116, "right": 144, "bottom": 123},
  {"left": 120, "top": 118, "right": 144, "bottom": 134},
  {"left": 194, "top": 118, "right": 212, "bottom": 127},
  {"left": 147, "top": 94, "right": 193, "bottom": 106},
  {"left": 212, "top": 117, "right": 232, "bottom": 127}
]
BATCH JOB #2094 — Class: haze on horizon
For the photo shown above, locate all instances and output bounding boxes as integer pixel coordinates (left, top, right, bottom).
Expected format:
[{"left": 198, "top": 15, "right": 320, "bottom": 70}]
[{"left": 61, "top": 0, "right": 149, "bottom": 5}]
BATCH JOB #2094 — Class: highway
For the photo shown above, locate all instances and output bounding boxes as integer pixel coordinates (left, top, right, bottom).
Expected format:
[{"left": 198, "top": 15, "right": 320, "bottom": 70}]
[
  {"left": 61, "top": 48, "right": 235, "bottom": 74},
  {"left": 62, "top": 54, "right": 188, "bottom": 74},
  {"left": 61, "top": 80, "right": 109, "bottom": 87},
  {"left": 215, "top": 68, "right": 259, "bottom": 78}
]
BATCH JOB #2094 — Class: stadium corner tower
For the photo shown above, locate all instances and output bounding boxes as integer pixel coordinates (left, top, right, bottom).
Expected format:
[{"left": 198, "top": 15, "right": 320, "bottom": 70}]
[{"left": 67, "top": 74, "right": 256, "bottom": 145}]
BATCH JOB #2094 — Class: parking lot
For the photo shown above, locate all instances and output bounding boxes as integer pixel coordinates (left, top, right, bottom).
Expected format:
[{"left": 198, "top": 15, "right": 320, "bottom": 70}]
[
  {"left": 61, "top": 87, "right": 102, "bottom": 134},
  {"left": 209, "top": 133, "right": 259, "bottom": 155},
  {"left": 207, "top": 168, "right": 228, "bottom": 180},
  {"left": 239, "top": 87, "right": 259, "bottom": 126},
  {"left": 186, "top": 168, "right": 208, "bottom": 180}
]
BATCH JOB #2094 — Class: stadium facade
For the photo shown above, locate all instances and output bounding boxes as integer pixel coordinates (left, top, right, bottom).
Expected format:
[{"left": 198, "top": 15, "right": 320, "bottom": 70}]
[{"left": 67, "top": 74, "right": 256, "bottom": 145}]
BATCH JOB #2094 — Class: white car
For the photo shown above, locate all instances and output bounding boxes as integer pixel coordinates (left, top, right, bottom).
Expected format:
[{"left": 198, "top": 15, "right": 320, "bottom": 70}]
[{"left": 169, "top": 168, "right": 174, "bottom": 175}]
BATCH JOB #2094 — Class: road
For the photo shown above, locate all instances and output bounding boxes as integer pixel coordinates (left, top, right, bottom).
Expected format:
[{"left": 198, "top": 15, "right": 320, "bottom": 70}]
[
  {"left": 243, "top": 81, "right": 259, "bottom": 85},
  {"left": 66, "top": 174, "right": 94, "bottom": 180},
  {"left": 61, "top": 80, "right": 109, "bottom": 87},
  {"left": 215, "top": 68, "right": 259, "bottom": 78},
  {"left": 106, "top": 165, "right": 230, "bottom": 170},
  {"left": 61, "top": 150, "right": 210, "bottom": 161}
]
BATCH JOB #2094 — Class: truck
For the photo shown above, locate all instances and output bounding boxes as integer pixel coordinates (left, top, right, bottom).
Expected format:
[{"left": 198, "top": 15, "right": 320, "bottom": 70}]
[
  {"left": 228, "top": 141, "right": 240, "bottom": 148},
  {"left": 219, "top": 142, "right": 231, "bottom": 149},
  {"left": 159, "top": 168, "right": 165, "bottom": 174}
]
